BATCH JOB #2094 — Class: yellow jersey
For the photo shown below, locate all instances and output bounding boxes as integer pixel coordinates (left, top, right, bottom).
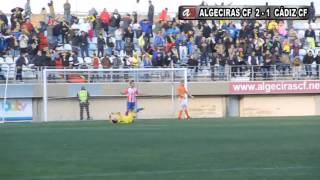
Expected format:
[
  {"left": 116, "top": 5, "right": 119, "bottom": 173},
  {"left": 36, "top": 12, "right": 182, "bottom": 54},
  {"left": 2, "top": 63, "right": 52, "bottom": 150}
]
[{"left": 118, "top": 112, "right": 136, "bottom": 124}]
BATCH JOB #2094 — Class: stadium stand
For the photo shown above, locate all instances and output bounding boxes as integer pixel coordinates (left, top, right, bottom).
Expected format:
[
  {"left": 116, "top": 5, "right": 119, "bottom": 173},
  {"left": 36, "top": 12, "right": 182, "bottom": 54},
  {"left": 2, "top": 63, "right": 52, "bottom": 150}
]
[{"left": 0, "top": 1, "right": 319, "bottom": 83}]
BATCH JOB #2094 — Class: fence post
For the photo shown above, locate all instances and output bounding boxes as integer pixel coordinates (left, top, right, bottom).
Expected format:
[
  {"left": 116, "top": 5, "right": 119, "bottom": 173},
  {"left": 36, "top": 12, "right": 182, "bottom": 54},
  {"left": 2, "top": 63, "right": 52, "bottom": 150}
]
[
  {"left": 88, "top": 70, "right": 91, "bottom": 83},
  {"left": 273, "top": 65, "right": 277, "bottom": 81},
  {"left": 318, "top": 64, "right": 320, "bottom": 79},
  {"left": 251, "top": 65, "right": 254, "bottom": 80}
]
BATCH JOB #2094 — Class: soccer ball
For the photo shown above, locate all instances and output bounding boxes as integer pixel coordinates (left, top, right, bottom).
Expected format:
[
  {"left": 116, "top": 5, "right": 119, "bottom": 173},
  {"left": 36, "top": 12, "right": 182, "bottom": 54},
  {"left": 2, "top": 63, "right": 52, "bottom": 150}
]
[{"left": 109, "top": 113, "right": 118, "bottom": 123}]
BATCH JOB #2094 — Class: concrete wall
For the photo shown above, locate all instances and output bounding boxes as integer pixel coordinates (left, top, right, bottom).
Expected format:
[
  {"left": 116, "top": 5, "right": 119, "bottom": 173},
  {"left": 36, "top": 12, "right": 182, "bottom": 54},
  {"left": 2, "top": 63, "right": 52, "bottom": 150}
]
[
  {"left": 3, "top": 82, "right": 320, "bottom": 121},
  {"left": 239, "top": 95, "right": 319, "bottom": 117},
  {"left": 34, "top": 96, "right": 226, "bottom": 121},
  {"left": 31, "top": 94, "right": 320, "bottom": 121}
]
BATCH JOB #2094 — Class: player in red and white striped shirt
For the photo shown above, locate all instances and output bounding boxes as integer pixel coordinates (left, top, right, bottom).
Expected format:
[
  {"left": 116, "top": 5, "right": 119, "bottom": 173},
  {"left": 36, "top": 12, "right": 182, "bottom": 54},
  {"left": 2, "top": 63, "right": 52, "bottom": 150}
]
[{"left": 121, "top": 80, "right": 141, "bottom": 114}]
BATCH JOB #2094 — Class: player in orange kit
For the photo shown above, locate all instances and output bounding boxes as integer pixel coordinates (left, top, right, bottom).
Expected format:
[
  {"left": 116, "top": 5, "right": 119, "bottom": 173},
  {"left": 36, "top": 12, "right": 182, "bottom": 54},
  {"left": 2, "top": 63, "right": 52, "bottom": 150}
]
[{"left": 177, "top": 80, "right": 194, "bottom": 120}]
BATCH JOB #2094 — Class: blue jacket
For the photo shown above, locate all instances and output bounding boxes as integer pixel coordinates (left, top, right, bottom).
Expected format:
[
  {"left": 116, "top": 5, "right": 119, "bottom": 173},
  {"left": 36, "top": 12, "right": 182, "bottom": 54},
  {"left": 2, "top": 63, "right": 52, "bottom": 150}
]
[
  {"left": 0, "top": 37, "right": 7, "bottom": 52},
  {"left": 140, "top": 20, "right": 152, "bottom": 34},
  {"left": 226, "top": 26, "right": 239, "bottom": 39},
  {"left": 187, "top": 41, "right": 193, "bottom": 55},
  {"left": 154, "top": 35, "right": 164, "bottom": 46}
]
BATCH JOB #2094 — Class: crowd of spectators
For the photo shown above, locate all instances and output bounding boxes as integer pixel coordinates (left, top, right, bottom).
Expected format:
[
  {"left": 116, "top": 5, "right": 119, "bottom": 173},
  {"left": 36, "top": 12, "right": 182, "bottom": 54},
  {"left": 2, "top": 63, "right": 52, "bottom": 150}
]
[{"left": 0, "top": 0, "right": 319, "bottom": 81}]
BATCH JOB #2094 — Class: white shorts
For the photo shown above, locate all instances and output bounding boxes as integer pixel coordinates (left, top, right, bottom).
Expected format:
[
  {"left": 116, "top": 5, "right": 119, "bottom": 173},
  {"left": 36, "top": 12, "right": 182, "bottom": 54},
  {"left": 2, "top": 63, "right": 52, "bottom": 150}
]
[{"left": 179, "top": 98, "right": 188, "bottom": 108}]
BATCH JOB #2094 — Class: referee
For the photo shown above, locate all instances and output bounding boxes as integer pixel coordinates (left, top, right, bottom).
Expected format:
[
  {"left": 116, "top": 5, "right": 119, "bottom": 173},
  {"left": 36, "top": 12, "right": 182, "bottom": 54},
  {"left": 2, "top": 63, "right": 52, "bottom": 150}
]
[{"left": 77, "top": 86, "right": 91, "bottom": 120}]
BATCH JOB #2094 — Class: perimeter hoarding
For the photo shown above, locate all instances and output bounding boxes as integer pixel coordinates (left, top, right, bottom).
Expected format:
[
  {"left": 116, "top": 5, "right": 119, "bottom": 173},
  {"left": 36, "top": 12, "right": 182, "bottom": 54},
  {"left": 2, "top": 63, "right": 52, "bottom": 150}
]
[
  {"left": 229, "top": 80, "right": 320, "bottom": 94},
  {"left": 0, "top": 99, "right": 33, "bottom": 121}
]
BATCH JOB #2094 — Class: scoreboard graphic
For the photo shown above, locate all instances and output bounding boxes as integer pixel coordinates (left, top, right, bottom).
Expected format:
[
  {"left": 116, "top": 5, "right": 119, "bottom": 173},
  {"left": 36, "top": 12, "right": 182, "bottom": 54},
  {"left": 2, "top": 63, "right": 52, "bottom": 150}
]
[{"left": 179, "top": 6, "right": 310, "bottom": 20}]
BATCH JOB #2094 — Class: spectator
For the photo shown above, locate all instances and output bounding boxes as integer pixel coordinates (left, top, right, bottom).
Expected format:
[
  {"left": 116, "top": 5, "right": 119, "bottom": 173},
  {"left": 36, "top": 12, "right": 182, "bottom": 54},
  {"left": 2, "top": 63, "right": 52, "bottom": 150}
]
[
  {"left": 19, "top": 32, "right": 29, "bottom": 54},
  {"left": 277, "top": 21, "right": 287, "bottom": 37},
  {"left": 88, "top": 7, "right": 98, "bottom": 30},
  {"left": 100, "top": 8, "right": 110, "bottom": 34},
  {"left": 22, "top": 18, "right": 34, "bottom": 33},
  {"left": 305, "top": 25, "right": 316, "bottom": 49},
  {"left": 64, "top": 0, "right": 71, "bottom": 23},
  {"left": 15, "top": 54, "right": 27, "bottom": 81},
  {"left": 228, "top": 52, "right": 238, "bottom": 77},
  {"left": 33, "top": 51, "right": 43, "bottom": 67},
  {"left": 122, "top": 13, "right": 132, "bottom": 30},
  {"left": 202, "top": 23, "right": 211, "bottom": 38},
  {"left": 315, "top": 51, "right": 320, "bottom": 77},
  {"left": 131, "top": 52, "right": 140, "bottom": 68},
  {"left": 124, "top": 38, "right": 134, "bottom": 56},
  {"left": 97, "top": 33, "right": 106, "bottom": 57},
  {"left": 109, "top": 9, "right": 121, "bottom": 33},
  {"left": 303, "top": 50, "right": 314, "bottom": 77},
  {"left": 247, "top": 51, "right": 259, "bottom": 79},
  {"left": 140, "top": 19, "right": 152, "bottom": 39},
  {"left": 55, "top": 53, "right": 64, "bottom": 69},
  {"left": 147, "top": 0, "right": 154, "bottom": 24},
  {"left": 39, "top": 7, "right": 48, "bottom": 32},
  {"left": 309, "top": 2, "right": 316, "bottom": 24},
  {"left": 262, "top": 50, "right": 273, "bottom": 79},
  {"left": 292, "top": 56, "right": 301, "bottom": 79},
  {"left": 48, "top": 0, "right": 55, "bottom": 18},
  {"left": 106, "top": 35, "right": 114, "bottom": 55},
  {"left": 187, "top": 55, "right": 199, "bottom": 79},
  {"left": 279, "top": 53, "right": 291, "bottom": 75},
  {"left": 71, "top": 51, "right": 79, "bottom": 68},
  {"left": 101, "top": 55, "right": 112, "bottom": 68},
  {"left": 92, "top": 53, "right": 100, "bottom": 69},
  {"left": 159, "top": 8, "right": 168, "bottom": 21},
  {"left": 79, "top": 31, "right": 89, "bottom": 58},
  {"left": 112, "top": 54, "right": 122, "bottom": 69},
  {"left": 153, "top": 30, "right": 165, "bottom": 47},
  {"left": 38, "top": 32, "right": 48, "bottom": 50},
  {"left": 114, "top": 27, "right": 123, "bottom": 52},
  {"left": 0, "top": 11, "right": 8, "bottom": 27},
  {"left": 61, "top": 21, "right": 70, "bottom": 44},
  {"left": 138, "top": 32, "right": 145, "bottom": 52},
  {"left": 217, "top": 55, "right": 226, "bottom": 80},
  {"left": 123, "top": 26, "right": 134, "bottom": 43},
  {"left": 24, "top": 0, "right": 32, "bottom": 18}
]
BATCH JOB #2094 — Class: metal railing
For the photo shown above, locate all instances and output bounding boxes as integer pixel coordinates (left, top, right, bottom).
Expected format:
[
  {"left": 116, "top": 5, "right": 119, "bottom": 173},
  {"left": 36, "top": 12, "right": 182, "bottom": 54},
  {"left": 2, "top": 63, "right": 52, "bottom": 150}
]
[{"left": 2, "top": 64, "right": 320, "bottom": 83}]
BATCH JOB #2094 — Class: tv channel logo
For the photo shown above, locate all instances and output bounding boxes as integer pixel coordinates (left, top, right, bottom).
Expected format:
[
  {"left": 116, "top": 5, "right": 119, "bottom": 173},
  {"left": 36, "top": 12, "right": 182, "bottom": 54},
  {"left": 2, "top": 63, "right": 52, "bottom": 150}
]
[{"left": 179, "top": 6, "right": 197, "bottom": 20}]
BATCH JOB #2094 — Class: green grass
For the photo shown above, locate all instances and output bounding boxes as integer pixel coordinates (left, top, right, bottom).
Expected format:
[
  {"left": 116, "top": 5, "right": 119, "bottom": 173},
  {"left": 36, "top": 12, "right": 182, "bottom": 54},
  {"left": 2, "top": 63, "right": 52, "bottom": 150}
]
[{"left": 1, "top": 117, "right": 320, "bottom": 180}]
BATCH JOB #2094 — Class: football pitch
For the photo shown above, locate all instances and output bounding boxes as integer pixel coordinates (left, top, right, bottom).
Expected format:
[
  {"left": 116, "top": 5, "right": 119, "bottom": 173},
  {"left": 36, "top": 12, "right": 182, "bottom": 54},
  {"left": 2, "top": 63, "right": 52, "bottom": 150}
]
[{"left": 1, "top": 117, "right": 320, "bottom": 180}]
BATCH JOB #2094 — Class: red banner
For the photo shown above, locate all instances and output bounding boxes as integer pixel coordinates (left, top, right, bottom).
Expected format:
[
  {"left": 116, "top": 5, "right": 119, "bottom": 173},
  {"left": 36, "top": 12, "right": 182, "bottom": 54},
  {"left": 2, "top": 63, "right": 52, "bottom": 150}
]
[{"left": 229, "top": 81, "right": 320, "bottom": 94}]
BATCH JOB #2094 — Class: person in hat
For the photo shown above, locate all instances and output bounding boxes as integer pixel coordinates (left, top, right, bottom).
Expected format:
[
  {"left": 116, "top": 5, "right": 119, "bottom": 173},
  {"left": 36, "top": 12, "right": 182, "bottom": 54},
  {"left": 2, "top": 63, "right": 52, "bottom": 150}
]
[{"left": 77, "top": 86, "right": 91, "bottom": 120}]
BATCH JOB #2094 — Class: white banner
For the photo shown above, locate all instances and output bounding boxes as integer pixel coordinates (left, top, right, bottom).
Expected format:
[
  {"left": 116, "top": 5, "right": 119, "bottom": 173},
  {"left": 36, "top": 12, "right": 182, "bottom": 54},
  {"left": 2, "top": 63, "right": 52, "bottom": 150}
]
[{"left": 0, "top": 99, "right": 33, "bottom": 121}]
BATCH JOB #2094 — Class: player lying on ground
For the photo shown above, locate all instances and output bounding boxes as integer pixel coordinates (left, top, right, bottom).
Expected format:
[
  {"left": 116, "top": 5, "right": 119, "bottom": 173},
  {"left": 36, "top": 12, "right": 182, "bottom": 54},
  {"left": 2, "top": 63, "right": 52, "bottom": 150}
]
[{"left": 108, "top": 108, "right": 144, "bottom": 124}]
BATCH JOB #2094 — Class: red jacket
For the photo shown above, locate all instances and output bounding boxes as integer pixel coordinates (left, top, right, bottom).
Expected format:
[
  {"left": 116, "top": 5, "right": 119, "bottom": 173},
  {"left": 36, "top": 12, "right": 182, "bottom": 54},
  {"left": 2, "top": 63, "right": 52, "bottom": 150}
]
[
  {"left": 55, "top": 58, "right": 64, "bottom": 69},
  {"left": 159, "top": 10, "right": 168, "bottom": 21},
  {"left": 100, "top": 11, "right": 110, "bottom": 23},
  {"left": 38, "top": 33, "right": 48, "bottom": 50},
  {"left": 92, "top": 57, "right": 100, "bottom": 69},
  {"left": 22, "top": 22, "right": 34, "bottom": 33}
]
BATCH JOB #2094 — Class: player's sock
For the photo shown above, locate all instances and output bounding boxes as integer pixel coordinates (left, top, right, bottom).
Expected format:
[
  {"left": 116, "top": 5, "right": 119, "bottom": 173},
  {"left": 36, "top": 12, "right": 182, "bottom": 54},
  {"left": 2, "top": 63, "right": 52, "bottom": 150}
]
[
  {"left": 185, "top": 110, "right": 190, "bottom": 119},
  {"left": 178, "top": 110, "right": 183, "bottom": 120}
]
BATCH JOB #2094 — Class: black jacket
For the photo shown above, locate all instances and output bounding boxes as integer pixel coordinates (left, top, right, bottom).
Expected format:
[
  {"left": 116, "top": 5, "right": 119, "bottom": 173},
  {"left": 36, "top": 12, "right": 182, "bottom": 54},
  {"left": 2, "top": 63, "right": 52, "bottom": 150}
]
[
  {"left": 303, "top": 54, "right": 314, "bottom": 64},
  {"left": 314, "top": 55, "right": 320, "bottom": 64},
  {"left": 202, "top": 25, "right": 211, "bottom": 38},
  {"left": 16, "top": 56, "right": 26, "bottom": 67},
  {"left": 148, "top": 5, "right": 154, "bottom": 21},
  {"left": 97, "top": 36, "right": 106, "bottom": 48}
]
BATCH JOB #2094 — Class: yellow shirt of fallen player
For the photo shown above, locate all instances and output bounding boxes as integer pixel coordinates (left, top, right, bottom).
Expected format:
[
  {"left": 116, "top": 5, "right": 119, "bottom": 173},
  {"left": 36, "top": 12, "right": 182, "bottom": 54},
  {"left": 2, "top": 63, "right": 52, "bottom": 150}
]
[{"left": 109, "top": 111, "right": 136, "bottom": 124}]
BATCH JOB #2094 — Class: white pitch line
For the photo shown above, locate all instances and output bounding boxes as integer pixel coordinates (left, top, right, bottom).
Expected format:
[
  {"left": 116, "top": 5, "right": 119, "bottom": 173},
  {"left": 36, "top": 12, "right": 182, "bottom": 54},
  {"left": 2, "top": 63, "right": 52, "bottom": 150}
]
[{"left": 26, "top": 166, "right": 320, "bottom": 180}]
